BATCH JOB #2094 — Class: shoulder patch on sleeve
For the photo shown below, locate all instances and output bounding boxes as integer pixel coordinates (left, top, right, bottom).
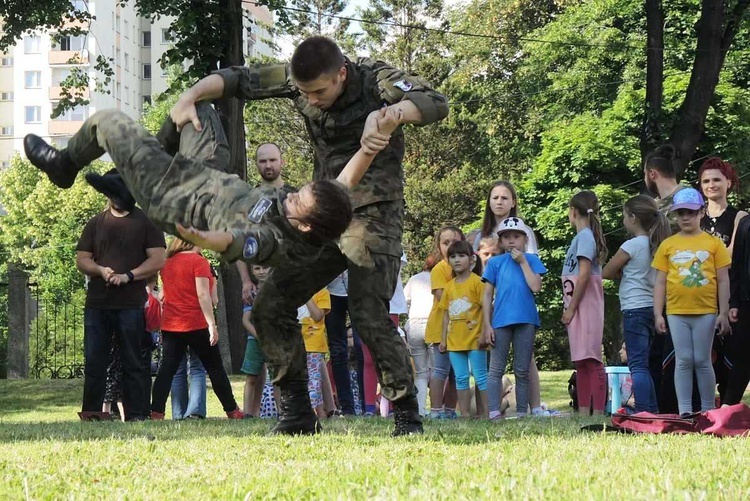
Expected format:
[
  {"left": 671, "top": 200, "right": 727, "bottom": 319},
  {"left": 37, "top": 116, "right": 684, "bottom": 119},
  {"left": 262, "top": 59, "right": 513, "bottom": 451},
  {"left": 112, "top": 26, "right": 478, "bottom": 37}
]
[
  {"left": 243, "top": 236, "right": 259, "bottom": 259},
  {"left": 393, "top": 79, "right": 413, "bottom": 92},
  {"left": 248, "top": 197, "right": 273, "bottom": 223}
]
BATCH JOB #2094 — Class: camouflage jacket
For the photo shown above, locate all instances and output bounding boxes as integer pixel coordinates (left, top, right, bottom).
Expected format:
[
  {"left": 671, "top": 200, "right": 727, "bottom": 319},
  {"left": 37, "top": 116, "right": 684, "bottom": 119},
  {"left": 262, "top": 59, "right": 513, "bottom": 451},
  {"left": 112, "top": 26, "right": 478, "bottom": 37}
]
[
  {"left": 213, "top": 57, "right": 449, "bottom": 208},
  {"left": 221, "top": 184, "right": 320, "bottom": 266}
]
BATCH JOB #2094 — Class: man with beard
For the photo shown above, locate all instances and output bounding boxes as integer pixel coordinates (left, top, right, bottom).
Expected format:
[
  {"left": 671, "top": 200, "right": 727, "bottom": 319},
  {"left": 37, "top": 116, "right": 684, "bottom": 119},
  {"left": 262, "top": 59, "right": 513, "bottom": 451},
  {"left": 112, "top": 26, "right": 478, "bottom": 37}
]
[{"left": 238, "top": 143, "right": 297, "bottom": 302}]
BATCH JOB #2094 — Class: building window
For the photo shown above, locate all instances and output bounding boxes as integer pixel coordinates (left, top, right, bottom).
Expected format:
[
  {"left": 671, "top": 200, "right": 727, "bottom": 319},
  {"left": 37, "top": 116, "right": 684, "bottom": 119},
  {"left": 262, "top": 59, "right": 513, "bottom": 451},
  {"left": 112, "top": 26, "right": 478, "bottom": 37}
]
[
  {"left": 124, "top": 86, "right": 130, "bottom": 105},
  {"left": 24, "top": 71, "right": 41, "bottom": 88},
  {"left": 55, "top": 107, "right": 87, "bottom": 122},
  {"left": 143, "top": 95, "right": 152, "bottom": 106},
  {"left": 24, "top": 36, "right": 41, "bottom": 54},
  {"left": 52, "top": 69, "right": 71, "bottom": 86},
  {"left": 142, "top": 31, "right": 151, "bottom": 47},
  {"left": 0, "top": 57, "right": 12, "bottom": 67},
  {"left": 25, "top": 106, "right": 41, "bottom": 123},
  {"left": 0, "top": 126, "right": 12, "bottom": 135},
  {"left": 70, "top": 0, "right": 87, "bottom": 12},
  {"left": 124, "top": 20, "right": 129, "bottom": 38},
  {"left": 161, "top": 28, "right": 174, "bottom": 43},
  {"left": 116, "top": 15, "right": 120, "bottom": 32},
  {"left": 0, "top": 92, "right": 12, "bottom": 101},
  {"left": 116, "top": 49, "right": 121, "bottom": 65},
  {"left": 116, "top": 83, "right": 121, "bottom": 100},
  {"left": 57, "top": 35, "right": 86, "bottom": 51},
  {"left": 124, "top": 53, "right": 129, "bottom": 71},
  {"left": 1, "top": 161, "right": 9, "bottom": 169},
  {"left": 143, "top": 64, "right": 151, "bottom": 79}
]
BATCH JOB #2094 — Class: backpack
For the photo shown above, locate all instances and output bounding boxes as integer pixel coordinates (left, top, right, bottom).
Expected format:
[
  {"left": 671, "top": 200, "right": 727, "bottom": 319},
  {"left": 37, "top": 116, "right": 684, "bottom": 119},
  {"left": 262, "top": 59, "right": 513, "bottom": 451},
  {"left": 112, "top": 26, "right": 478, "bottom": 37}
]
[{"left": 610, "top": 403, "right": 750, "bottom": 436}]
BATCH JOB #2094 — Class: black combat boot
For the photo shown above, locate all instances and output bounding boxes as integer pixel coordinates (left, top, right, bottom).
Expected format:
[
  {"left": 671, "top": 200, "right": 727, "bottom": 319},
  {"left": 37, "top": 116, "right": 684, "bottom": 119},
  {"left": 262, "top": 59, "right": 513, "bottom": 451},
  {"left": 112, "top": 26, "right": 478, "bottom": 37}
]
[
  {"left": 271, "top": 381, "right": 322, "bottom": 436},
  {"left": 23, "top": 134, "right": 80, "bottom": 188},
  {"left": 392, "top": 396, "right": 424, "bottom": 437},
  {"left": 85, "top": 170, "right": 136, "bottom": 212}
]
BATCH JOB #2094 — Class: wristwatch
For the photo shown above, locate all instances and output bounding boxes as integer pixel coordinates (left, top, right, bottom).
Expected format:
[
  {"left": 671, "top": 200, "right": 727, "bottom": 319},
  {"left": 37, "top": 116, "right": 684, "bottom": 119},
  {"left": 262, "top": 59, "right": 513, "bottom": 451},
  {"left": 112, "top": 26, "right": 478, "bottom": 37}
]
[{"left": 125, "top": 271, "right": 135, "bottom": 282}]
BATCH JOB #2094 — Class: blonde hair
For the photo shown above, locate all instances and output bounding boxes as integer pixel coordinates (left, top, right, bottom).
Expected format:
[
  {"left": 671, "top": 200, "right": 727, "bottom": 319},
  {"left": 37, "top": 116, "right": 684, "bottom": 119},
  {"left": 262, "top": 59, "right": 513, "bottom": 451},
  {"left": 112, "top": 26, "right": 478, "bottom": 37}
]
[
  {"left": 166, "top": 237, "right": 195, "bottom": 258},
  {"left": 624, "top": 195, "right": 670, "bottom": 255}
]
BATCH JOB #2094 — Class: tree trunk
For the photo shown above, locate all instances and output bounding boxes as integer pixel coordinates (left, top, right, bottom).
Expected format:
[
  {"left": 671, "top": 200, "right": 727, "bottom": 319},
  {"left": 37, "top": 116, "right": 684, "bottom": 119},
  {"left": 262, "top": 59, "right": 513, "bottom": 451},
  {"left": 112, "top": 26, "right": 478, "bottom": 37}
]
[
  {"left": 669, "top": 0, "right": 730, "bottom": 175},
  {"left": 641, "top": 0, "right": 664, "bottom": 162},
  {"left": 214, "top": 0, "right": 248, "bottom": 373}
]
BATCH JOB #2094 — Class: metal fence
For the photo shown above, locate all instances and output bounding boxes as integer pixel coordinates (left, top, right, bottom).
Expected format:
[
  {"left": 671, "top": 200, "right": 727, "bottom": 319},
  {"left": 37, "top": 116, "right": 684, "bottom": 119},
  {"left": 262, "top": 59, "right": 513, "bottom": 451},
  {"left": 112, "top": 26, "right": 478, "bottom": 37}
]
[{"left": 29, "top": 284, "right": 85, "bottom": 379}]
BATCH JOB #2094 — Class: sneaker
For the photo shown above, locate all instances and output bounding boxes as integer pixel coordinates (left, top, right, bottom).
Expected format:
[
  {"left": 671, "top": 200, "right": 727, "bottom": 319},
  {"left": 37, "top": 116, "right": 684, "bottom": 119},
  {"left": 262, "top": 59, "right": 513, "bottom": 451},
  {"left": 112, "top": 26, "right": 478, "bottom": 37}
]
[
  {"left": 532, "top": 404, "right": 561, "bottom": 417},
  {"left": 429, "top": 409, "right": 443, "bottom": 420},
  {"left": 442, "top": 409, "right": 458, "bottom": 420},
  {"left": 150, "top": 411, "right": 165, "bottom": 421},
  {"left": 226, "top": 409, "right": 248, "bottom": 419},
  {"left": 392, "top": 397, "right": 424, "bottom": 437}
]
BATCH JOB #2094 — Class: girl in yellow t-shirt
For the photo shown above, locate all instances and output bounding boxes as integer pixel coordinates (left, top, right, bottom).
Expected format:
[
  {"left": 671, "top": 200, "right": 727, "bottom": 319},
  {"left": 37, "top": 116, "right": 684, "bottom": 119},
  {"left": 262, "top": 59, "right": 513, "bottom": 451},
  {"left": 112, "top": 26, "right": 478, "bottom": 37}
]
[
  {"left": 652, "top": 188, "right": 731, "bottom": 416},
  {"left": 426, "top": 225, "right": 465, "bottom": 420},
  {"left": 439, "top": 240, "right": 487, "bottom": 418},
  {"left": 298, "top": 289, "right": 331, "bottom": 419}
]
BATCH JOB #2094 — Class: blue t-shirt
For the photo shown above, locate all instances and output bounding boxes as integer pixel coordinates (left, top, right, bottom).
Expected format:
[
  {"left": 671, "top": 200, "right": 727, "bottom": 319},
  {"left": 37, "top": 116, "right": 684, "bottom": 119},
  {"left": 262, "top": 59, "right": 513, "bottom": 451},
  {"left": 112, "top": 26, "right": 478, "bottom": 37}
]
[{"left": 482, "top": 252, "right": 547, "bottom": 328}]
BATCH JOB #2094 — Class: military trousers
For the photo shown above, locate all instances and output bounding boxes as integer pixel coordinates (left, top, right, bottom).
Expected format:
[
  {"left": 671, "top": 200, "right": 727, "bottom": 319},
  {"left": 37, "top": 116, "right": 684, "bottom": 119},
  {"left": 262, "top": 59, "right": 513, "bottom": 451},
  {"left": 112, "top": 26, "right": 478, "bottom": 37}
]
[
  {"left": 253, "top": 200, "right": 417, "bottom": 402},
  {"left": 66, "top": 107, "right": 253, "bottom": 237}
]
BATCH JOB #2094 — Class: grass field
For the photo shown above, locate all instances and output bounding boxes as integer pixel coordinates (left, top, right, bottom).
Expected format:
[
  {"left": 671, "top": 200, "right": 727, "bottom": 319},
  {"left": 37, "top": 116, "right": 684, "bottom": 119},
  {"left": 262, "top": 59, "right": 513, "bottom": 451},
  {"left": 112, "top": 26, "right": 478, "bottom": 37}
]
[{"left": 1, "top": 372, "right": 750, "bottom": 500}]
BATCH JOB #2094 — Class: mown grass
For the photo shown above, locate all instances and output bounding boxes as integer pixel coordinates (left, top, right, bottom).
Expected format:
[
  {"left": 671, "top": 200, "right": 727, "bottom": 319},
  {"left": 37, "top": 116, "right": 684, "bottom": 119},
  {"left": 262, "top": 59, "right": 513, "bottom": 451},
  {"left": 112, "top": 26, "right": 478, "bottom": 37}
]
[{"left": 1, "top": 373, "right": 749, "bottom": 500}]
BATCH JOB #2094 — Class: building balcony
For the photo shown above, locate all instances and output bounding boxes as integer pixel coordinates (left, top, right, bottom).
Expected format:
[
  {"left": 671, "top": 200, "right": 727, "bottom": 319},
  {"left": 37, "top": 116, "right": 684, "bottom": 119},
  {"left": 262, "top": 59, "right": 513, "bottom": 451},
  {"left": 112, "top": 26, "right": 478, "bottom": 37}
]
[
  {"left": 48, "top": 121, "right": 83, "bottom": 135},
  {"left": 49, "top": 86, "right": 89, "bottom": 100},
  {"left": 49, "top": 51, "right": 88, "bottom": 65}
]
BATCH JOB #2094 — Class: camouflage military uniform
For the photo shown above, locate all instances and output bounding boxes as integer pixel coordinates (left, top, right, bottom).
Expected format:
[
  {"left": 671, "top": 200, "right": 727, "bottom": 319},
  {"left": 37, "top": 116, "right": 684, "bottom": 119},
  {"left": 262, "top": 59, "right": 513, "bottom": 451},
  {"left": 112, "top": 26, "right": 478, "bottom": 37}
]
[
  {"left": 213, "top": 58, "right": 449, "bottom": 400},
  {"left": 65, "top": 104, "right": 320, "bottom": 266}
]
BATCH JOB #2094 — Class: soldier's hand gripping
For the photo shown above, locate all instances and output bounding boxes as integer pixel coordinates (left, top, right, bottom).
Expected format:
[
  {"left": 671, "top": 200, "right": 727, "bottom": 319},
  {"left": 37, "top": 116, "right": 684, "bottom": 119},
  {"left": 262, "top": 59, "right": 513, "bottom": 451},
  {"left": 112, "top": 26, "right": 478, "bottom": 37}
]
[
  {"left": 361, "top": 106, "right": 400, "bottom": 154},
  {"left": 376, "top": 106, "right": 403, "bottom": 140},
  {"left": 170, "top": 97, "right": 202, "bottom": 133}
]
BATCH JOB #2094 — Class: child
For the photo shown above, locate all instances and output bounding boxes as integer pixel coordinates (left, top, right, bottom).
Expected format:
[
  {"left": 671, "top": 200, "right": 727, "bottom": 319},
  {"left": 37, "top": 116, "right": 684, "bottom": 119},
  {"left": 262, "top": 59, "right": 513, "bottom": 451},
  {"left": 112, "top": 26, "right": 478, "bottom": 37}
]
[
  {"left": 24, "top": 106, "right": 403, "bottom": 266},
  {"left": 482, "top": 217, "right": 546, "bottom": 419},
  {"left": 602, "top": 194, "right": 670, "bottom": 413},
  {"left": 144, "top": 274, "right": 162, "bottom": 376},
  {"left": 562, "top": 191, "right": 608, "bottom": 415},
  {"left": 298, "top": 289, "right": 332, "bottom": 419},
  {"left": 439, "top": 240, "right": 487, "bottom": 418},
  {"left": 241, "top": 265, "right": 271, "bottom": 417},
  {"left": 476, "top": 236, "right": 499, "bottom": 268},
  {"left": 425, "top": 226, "right": 465, "bottom": 419},
  {"left": 652, "top": 188, "right": 731, "bottom": 416}
]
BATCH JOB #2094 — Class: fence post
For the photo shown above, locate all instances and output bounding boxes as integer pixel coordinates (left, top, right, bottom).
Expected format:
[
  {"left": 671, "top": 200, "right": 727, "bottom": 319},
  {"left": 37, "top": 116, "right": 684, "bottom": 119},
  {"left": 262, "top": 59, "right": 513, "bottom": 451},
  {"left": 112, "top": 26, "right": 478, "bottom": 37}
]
[{"left": 7, "top": 264, "right": 30, "bottom": 378}]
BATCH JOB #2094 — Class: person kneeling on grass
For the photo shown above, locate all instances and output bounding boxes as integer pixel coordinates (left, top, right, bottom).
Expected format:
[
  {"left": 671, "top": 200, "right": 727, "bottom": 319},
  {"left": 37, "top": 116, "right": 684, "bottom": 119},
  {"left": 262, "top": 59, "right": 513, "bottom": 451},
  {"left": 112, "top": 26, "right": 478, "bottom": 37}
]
[{"left": 23, "top": 105, "right": 402, "bottom": 265}]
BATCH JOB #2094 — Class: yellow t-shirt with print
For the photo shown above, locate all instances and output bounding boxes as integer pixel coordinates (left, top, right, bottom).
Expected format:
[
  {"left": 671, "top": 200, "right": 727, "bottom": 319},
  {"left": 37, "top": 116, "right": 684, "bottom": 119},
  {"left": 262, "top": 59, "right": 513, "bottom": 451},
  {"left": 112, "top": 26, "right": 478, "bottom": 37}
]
[
  {"left": 298, "top": 289, "right": 332, "bottom": 353},
  {"left": 651, "top": 232, "right": 731, "bottom": 315},
  {"left": 425, "top": 260, "right": 453, "bottom": 344},
  {"left": 438, "top": 274, "right": 484, "bottom": 351}
]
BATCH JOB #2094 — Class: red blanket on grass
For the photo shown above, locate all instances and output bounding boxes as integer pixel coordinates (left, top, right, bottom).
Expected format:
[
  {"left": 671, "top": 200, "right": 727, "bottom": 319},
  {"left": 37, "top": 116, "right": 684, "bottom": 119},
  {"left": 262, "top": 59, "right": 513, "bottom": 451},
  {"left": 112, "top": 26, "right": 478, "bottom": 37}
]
[{"left": 611, "top": 403, "right": 750, "bottom": 436}]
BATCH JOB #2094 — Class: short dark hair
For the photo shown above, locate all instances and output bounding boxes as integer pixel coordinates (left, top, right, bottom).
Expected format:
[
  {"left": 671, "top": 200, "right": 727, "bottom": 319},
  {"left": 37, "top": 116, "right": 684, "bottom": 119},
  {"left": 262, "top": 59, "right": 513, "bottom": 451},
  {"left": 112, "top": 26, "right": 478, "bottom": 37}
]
[
  {"left": 291, "top": 36, "right": 345, "bottom": 82},
  {"left": 299, "top": 180, "right": 352, "bottom": 243},
  {"left": 644, "top": 144, "right": 677, "bottom": 179}
]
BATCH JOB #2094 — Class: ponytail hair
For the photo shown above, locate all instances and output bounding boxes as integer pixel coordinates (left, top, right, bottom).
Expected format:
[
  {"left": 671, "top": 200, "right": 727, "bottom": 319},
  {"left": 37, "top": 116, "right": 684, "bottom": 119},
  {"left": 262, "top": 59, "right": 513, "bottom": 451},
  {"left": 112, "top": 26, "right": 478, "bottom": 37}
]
[
  {"left": 570, "top": 190, "right": 608, "bottom": 263},
  {"left": 623, "top": 194, "right": 670, "bottom": 255},
  {"left": 644, "top": 144, "right": 678, "bottom": 178}
]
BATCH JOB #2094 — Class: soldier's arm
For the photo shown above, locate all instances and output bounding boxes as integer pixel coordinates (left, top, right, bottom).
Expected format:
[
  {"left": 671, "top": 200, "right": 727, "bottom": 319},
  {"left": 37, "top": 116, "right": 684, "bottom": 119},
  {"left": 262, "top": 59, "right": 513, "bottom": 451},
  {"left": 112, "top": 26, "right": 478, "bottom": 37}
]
[
  {"left": 171, "top": 64, "right": 295, "bottom": 131},
  {"left": 336, "top": 107, "right": 403, "bottom": 189},
  {"left": 369, "top": 59, "right": 449, "bottom": 126}
]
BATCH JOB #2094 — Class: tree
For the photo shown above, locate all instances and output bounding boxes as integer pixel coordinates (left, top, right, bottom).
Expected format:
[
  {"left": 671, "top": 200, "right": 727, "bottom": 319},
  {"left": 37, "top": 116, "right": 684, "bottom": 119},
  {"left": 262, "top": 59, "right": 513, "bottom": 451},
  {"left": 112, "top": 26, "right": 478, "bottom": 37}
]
[
  {"left": 644, "top": 0, "right": 750, "bottom": 174},
  {"left": 284, "top": 0, "right": 359, "bottom": 53}
]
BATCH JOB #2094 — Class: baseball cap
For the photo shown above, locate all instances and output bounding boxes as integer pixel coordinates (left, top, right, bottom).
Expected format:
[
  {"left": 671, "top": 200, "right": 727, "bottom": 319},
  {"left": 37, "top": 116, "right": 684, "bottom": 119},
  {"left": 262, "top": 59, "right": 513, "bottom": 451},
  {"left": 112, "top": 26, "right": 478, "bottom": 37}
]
[
  {"left": 496, "top": 217, "right": 531, "bottom": 237},
  {"left": 669, "top": 187, "right": 704, "bottom": 212}
]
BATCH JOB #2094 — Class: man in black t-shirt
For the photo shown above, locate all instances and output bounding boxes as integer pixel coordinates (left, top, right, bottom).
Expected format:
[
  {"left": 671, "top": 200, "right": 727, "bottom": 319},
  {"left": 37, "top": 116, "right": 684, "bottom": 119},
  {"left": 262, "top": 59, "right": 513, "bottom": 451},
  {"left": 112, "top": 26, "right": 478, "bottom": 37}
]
[{"left": 76, "top": 177, "right": 166, "bottom": 421}]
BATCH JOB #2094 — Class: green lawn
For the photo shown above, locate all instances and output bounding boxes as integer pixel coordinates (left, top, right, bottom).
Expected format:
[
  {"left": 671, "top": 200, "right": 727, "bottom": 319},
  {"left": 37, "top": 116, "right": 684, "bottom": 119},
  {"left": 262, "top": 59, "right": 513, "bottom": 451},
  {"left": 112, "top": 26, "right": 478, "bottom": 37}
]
[{"left": 1, "top": 373, "right": 749, "bottom": 499}]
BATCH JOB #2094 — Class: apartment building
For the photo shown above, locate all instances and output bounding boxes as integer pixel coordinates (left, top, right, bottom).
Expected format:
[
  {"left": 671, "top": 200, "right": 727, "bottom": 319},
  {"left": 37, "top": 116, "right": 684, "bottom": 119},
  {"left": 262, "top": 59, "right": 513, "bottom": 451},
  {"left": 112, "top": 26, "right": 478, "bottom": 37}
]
[{"left": 0, "top": 0, "right": 275, "bottom": 169}]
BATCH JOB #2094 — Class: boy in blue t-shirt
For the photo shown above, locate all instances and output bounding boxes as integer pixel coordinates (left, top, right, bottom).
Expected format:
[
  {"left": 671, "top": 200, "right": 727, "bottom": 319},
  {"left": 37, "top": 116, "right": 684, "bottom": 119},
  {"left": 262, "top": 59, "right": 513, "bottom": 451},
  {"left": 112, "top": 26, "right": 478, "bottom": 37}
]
[{"left": 481, "top": 217, "right": 547, "bottom": 419}]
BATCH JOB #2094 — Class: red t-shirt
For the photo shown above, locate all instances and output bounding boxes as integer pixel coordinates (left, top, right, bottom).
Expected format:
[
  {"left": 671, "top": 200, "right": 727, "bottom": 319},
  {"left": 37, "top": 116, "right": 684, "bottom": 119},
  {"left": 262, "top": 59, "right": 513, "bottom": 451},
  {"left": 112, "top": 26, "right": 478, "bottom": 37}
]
[
  {"left": 160, "top": 252, "right": 212, "bottom": 332},
  {"left": 144, "top": 293, "right": 162, "bottom": 332}
]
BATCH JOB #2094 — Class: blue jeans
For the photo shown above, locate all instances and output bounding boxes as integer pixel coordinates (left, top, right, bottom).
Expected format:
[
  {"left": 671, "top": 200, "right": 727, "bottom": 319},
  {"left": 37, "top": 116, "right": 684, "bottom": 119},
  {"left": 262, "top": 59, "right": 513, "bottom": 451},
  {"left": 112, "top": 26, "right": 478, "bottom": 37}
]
[
  {"left": 170, "top": 348, "right": 207, "bottom": 419},
  {"left": 429, "top": 344, "right": 452, "bottom": 381},
  {"left": 82, "top": 308, "right": 150, "bottom": 419},
  {"left": 623, "top": 307, "right": 658, "bottom": 413},
  {"left": 325, "top": 294, "right": 364, "bottom": 415},
  {"left": 488, "top": 324, "right": 536, "bottom": 415},
  {"left": 448, "top": 350, "right": 488, "bottom": 391}
]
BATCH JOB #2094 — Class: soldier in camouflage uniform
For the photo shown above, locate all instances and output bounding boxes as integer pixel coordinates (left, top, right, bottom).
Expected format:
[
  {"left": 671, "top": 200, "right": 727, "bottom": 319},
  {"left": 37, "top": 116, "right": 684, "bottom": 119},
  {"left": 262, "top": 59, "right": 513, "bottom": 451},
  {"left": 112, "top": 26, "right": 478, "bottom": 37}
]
[
  {"left": 171, "top": 36, "right": 448, "bottom": 435},
  {"left": 23, "top": 102, "right": 401, "bottom": 269}
]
